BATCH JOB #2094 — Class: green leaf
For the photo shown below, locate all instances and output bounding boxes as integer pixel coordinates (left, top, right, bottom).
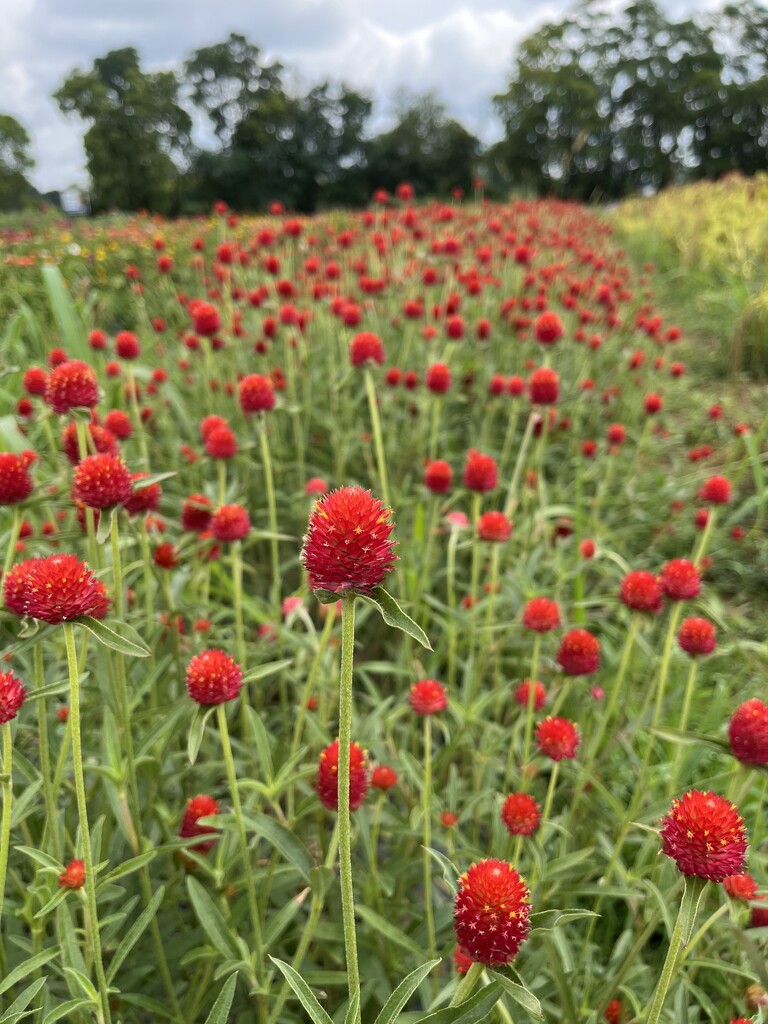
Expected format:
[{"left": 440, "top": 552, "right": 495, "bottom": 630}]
[
  {"left": 309, "top": 865, "right": 335, "bottom": 900},
  {"left": 268, "top": 957, "right": 334, "bottom": 1024},
  {"left": 488, "top": 967, "right": 544, "bottom": 1020},
  {"left": 42, "top": 1000, "right": 94, "bottom": 1024},
  {"left": 76, "top": 616, "right": 150, "bottom": 657},
  {"left": 416, "top": 981, "right": 503, "bottom": 1023},
  {"left": 203, "top": 973, "right": 239, "bottom": 1024},
  {"left": 132, "top": 471, "right": 177, "bottom": 489},
  {"left": 0, "top": 976, "right": 48, "bottom": 1021},
  {"left": 681, "top": 875, "right": 709, "bottom": 945},
  {"left": 14, "top": 846, "right": 63, "bottom": 871},
  {"left": 241, "top": 659, "right": 293, "bottom": 685},
  {"left": 243, "top": 814, "right": 313, "bottom": 881},
  {"left": 187, "top": 705, "right": 216, "bottom": 766},
  {"left": 264, "top": 888, "right": 310, "bottom": 946},
  {"left": 98, "top": 848, "right": 156, "bottom": 887},
  {"left": 373, "top": 959, "right": 441, "bottom": 1024},
  {"left": 0, "top": 416, "right": 29, "bottom": 454},
  {"left": 423, "top": 847, "right": 459, "bottom": 894},
  {"left": 106, "top": 885, "right": 165, "bottom": 984},
  {"left": 362, "top": 587, "right": 432, "bottom": 649},
  {"left": 186, "top": 876, "right": 238, "bottom": 960},
  {"left": 62, "top": 967, "right": 98, "bottom": 1004},
  {"left": 355, "top": 905, "right": 424, "bottom": 959},
  {"left": 0, "top": 950, "right": 58, "bottom": 997},
  {"left": 42, "top": 265, "right": 88, "bottom": 358},
  {"left": 311, "top": 589, "right": 341, "bottom": 606},
  {"left": 34, "top": 888, "right": 70, "bottom": 920},
  {"left": 96, "top": 511, "right": 113, "bottom": 544},
  {"left": 344, "top": 991, "right": 361, "bottom": 1024}
]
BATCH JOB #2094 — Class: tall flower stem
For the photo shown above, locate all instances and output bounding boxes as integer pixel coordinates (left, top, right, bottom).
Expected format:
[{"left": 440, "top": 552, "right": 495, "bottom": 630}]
[
  {"left": 63, "top": 623, "right": 112, "bottom": 1024},
  {"left": 364, "top": 368, "right": 391, "bottom": 509},
  {"left": 259, "top": 418, "right": 281, "bottom": 613},
  {"left": 692, "top": 508, "right": 716, "bottom": 567},
  {"left": 216, "top": 704, "right": 266, "bottom": 1021},
  {"left": 651, "top": 603, "right": 684, "bottom": 732},
  {"left": 446, "top": 526, "right": 461, "bottom": 690},
  {"left": 34, "top": 643, "right": 61, "bottom": 861},
  {"left": 466, "top": 493, "right": 483, "bottom": 706},
  {"left": 669, "top": 658, "right": 700, "bottom": 794},
  {"left": 422, "top": 715, "right": 437, "bottom": 980},
  {"left": 449, "top": 961, "right": 484, "bottom": 1006},
  {"left": 511, "top": 634, "right": 542, "bottom": 792},
  {"left": 505, "top": 412, "right": 536, "bottom": 518},
  {"left": 645, "top": 876, "right": 707, "bottom": 1024},
  {"left": 0, "top": 723, "right": 13, "bottom": 952},
  {"left": 338, "top": 594, "right": 362, "bottom": 1024}
]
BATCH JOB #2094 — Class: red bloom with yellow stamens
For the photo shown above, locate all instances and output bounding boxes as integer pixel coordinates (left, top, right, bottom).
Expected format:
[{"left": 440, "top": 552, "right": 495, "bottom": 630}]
[
  {"left": 211, "top": 504, "right": 251, "bottom": 542},
  {"left": 522, "top": 597, "right": 560, "bottom": 632},
  {"left": 316, "top": 739, "right": 369, "bottom": 811},
  {"left": 556, "top": 628, "right": 600, "bottom": 675},
  {"left": 301, "top": 486, "right": 397, "bottom": 594},
  {"left": 409, "top": 679, "right": 447, "bottom": 715},
  {"left": 536, "top": 716, "right": 580, "bottom": 761},
  {"left": 0, "top": 670, "right": 27, "bottom": 724},
  {"left": 0, "top": 451, "right": 37, "bottom": 505},
  {"left": 728, "top": 699, "right": 768, "bottom": 765},
  {"left": 239, "top": 374, "right": 276, "bottom": 413},
  {"left": 501, "top": 793, "right": 541, "bottom": 836},
  {"left": 44, "top": 360, "right": 100, "bottom": 414},
  {"left": 659, "top": 558, "right": 701, "bottom": 601},
  {"left": 72, "top": 453, "right": 133, "bottom": 509},
  {"left": 59, "top": 859, "right": 86, "bottom": 889},
  {"left": 723, "top": 873, "right": 758, "bottom": 901},
  {"left": 186, "top": 649, "right": 243, "bottom": 705},
  {"left": 660, "top": 789, "right": 747, "bottom": 882},
  {"left": 454, "top": 858, "right": 531, "bottom": 966},
  {"left": 4, "top": 554, "right": 109, "bottom": 624}
]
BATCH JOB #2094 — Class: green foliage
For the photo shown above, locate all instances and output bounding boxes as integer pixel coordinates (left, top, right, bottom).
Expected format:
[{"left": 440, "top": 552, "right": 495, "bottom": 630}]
[{"left": 0, "top": 113, "right": 35, "bottom": 212}]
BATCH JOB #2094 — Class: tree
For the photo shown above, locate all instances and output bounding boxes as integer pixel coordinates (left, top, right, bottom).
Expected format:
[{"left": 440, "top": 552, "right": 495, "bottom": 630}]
[
  {"left": 55, "top": 49, "right": 192, "bottom": 213},
  {"left": 0, "top": 114, "right": 35, "bottom": 211}
]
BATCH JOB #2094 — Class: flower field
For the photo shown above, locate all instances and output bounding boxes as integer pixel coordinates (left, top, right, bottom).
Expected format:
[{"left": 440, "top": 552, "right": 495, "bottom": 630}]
[{"left": 0, "top": 195, "right": 766, "bottom": 1024}]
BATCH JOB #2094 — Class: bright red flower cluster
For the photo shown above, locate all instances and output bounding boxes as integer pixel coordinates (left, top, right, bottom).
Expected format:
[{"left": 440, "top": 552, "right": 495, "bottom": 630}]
[
  {"left": 424, "top": 460, "right": 453, "bottom": 493},
  {"left": 728, "top": 699, "right": 768, "bottom": 765},
  {"left": 723, "top": 872, "right": 758, "bottom": 901},
  {"left": 301, "top": 486, "right": 397, "bottom": 594},
  {"left": 72, "top": 453, "right": 133, "bottom": 509},
  {"left": 239, "top": 374, "right": 276, "bottom": 413},
  {"left": 185, "top": 649, "right": 244, "bottom": 705},
  {"left": 477, "top": 511, "right": 512, "bottom": 542},
  {"left": 59, "top": 859, "right": 86, "bottom": 889},
  {"left": 211, "top": 504, "right": 251, "bottom": 541},
  {"left": 454, "top": 859, "right": 531, "bottom": 966},
  {"left": 179, "top": 795, "right": 220, "bottom": 853},
  {"left": 501, "top": 793, "right": 541, "bottom": 836},
  {"left": 699, "top": 475, "right": 731, "bottom": 504},
  {"left": 514, "top": 679, "right": 546, "bottom": 710},
  {"left": 316, "top": 740, "right": 369, "bottom": 811},
  {"left": 536, "top": 716, "right": 580, "bottom": 761},
  {"left": 463, "top": 449, "right": 497, "bottom": 492},
  {"left": 620, "top": 570, "right": 663, "bottom": 613},
  {"left": 0, "top": 670, "right": 27, "bottom": 723},
  {"left": 4, "top": 554, "right": 108, "bottom": 623},
  {"left": 522, "top": 597, "right": 560, "bottom": 632},
  {"left": 0, "top": 451, "right": 36, "bottom": 505},
  {"left": 409, "top": 679, "right": 447, "bottom": 715},
  {"left": 349, "top": 331, "right": 385, "bottom": 366},
  {"left": 45, "top": 360, "right": 100, "bottom": 414},
  {"left": 659, "top": 559, "right": 701, "bottom": 601},
  {"left": 556, "top": 628, "right": 600, "bottom": 675},
  {"left": 677, "top": 617, "right": 716, "bottom": 656},
  {"left": 660, "top": 790, "right": 747, "bottom": 882}
]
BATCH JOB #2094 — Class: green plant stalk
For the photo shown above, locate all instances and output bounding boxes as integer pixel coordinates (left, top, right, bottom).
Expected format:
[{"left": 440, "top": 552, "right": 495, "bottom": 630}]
[
  {"left": 645, "top": 876, "right": 707, "bottom": 1024},
  {"left": 498, "top": 406, "right": 521, "bottom": 486},
  {"left": 466, "top": 493, "right": 483, "bottom": 707},
  {"left": 692, "top": 507, "right": 716, "bottom": 567},
  {"left": 34, "top": 642, "right": 61, "bottom": 861},
  {"left": 651, "top": 603, "right": 684, "bottom": 732},
  {"left": 669, "top": 658, "right": 700, "bottom": 794},
  {"left": 259, "top": 418, "right": 281, "bottom": 613},
  {"left": 75, "top": 420, "right": 101, "bottom": 570},
  {"left": 63, "top": 622, "right": 112, "bottom": 1024},
  {"left": 504, "top": 411, "right": 536, "bottom": 518},
  {"left": 126, "top": 366, "right": 150, "bottom": 470},
  {"left": 512, "top": 634, "right": 542, "bottom": 793},
  {"left": 428, "top": 395, "right": 443, "bottom": 461},
  {"left": 267, "top": 823, "right": 341, "bottom": 1024},
  {"left": 422, "top": 715, "right": 437, "bottom": 979},
  {"left": 449, "top": 960, "right": 484, "bottom": 1006},
  {"left": 0, "top": 722, "right": 13, "bottom": 960},
  {"left": 417, "top": 496, "right": 442, "bottom": 632},
  {"left": 138, "top": 519, "right": 155, "bottom": 638},
  {"left": 446, "top": 525, "right": 461, "bottom": 690},
  {"left": 231, "top": 540, "right": 246, "bottom": 670},
  {"left": 534, "top": 409, "right": 550, "bottom": 511},
  {"left": 477, "top": 543, "right": 502, "bottom": 687},
  {"left": 540, "top": 760, "right": 560, "bottom": 837},
  {"left": 216, "top": 704, "right": 266, "bottom": 1021},
  {"left": 217, "top": 459, "right": 227, "bottom": 507},
  {"left": 364, "top": 367, "right": 391, "bottom": 509},
  {"left": 338, "top": 595, "right": 362, "bottom": 1024}
]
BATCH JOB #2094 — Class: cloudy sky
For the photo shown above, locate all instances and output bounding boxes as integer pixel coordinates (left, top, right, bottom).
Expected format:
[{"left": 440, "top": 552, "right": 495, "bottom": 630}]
[{"left": 1, "top": 0, "right": 714, "bottom": 193}]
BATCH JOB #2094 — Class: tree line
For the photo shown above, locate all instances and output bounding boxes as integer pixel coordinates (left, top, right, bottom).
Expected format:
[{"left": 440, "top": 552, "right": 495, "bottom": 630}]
[{"left": 2, "top": 0, "right": 768, "bottom": 214}]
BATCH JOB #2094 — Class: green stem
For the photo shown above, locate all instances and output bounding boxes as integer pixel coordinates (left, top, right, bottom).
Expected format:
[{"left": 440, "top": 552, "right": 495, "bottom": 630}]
[
  {"left": 34, "top": 643, "right": 61, "bottom": 861},
  {"left": 504, "top": 412, "right": 536, "bottom": 518},
  {"left": 466, "top": 493, "right": 483, "bottom": 707},
  {"left": 259, "top": 419, "right": 281, "bottom": 613},
  {"left": 0, "top": 723, "right": 13, "bottom": 948},
  {"left": 422, "top": 715, "right": 437, "bottom": 976},
  {"left": 364, "top": 368, "right": 391, "bottom": 509},
  {"left": 338, "top": 595, "right": 361, "bottom": 1023},
  {"left": 449, "top": 961, "right": 484, "bottom": 1006},
  {"left": 669, "top": 658, "right": 700, "bottom": 794},
  {"left": 514, "top": 634, "right": 542, "bottom": 792},
  {"left": 645, "top": 876, "right": 707, "bottom": 1024},
  {"left": 692, "top": 508, "right": 716, "bottom": 567},
  {"left": 540, "top": 760, "right": 560, "bottom": 834},
  {"left": 651, "top": 603, "right": 684, "bottom": 732},
  {"left": 216, "top": 704, "right": 266, "bottom": 1018},
  {"left": 63, "top": 623, "right": 112, "bottom": 1024},
  {"left": 446, "top": 526, "right": 460, "bottom": 691}
]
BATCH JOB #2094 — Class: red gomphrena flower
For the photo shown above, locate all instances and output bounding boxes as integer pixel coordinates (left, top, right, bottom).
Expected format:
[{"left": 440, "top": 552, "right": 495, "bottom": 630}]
[
  {"left": 678, "top": 617, "right": 716, "bottom": 656},
  {"left": 409, "top": 679, "right": 447, "bottom": 715},
  {"left": 4, "top": 554, "right": 108, "bottom": 623},
  {"left": 749, "top": 901, "right": 768, "bottom": 930},
  {"left": 154, "top": 543, "right": 179, "bottom": 569},
  {"left": 316, "top": 739, "right": 369, "bottom": 811},
  {"left": 728, "top": 699, "right": 768, "bottom": 765},
  {"left": 606, "top": 423, "right": 626, "bottom": 446},
  {"left": 453, "top": 946, "right": 474, "bottom": 975},
  {"left": 350, "top": 331, "right": 385, "bottom": 367},
  {"left": 239, "top": 374, "right": 276, "bottom": 413},
  {"left": 522, "top": 597, "right": 560, "bottom": 632},
  {"left": 515, "top": 679, "right": 546, "bottom": 710},
  {"left": 644, "top": 393, "right": 663, "bottom": 415},
  {"left": 699, "top": 475, "right": 731, "bottom": 504},
  {"left": 115, "top": 331, "right": 140, "bottom": 360},
  {"left": 604, "top": 1000, "right": 622, "bottom": 1024},
  {"left": 199, "top": 415, "right": 228, "bottom": 442},
  {"left": 501, "top": 793, "right": 541, "bottom": 836},
  {"left": 61, "top": 422, "right": 119, "bottom": 465},
  {"left": 536, "top": 716, "right": 580, "bottom": 760},
  {"left": 0, "top": 451, "right": 36, "bottom": 505},
  {"left": 425, "top": 362, "right": 451, "bottom": 394},
  {"left": 305, "top": 477, "right": 328, "bottom": 496},
  {"left": 454, "top": 859, "right": 531, "bottom": 966},
  {"left": 59, "top": 859, "right": 86, "bottom": 889},
  {"left": 72, "top": 453, "right": 132, "bottom": 510},
  {"left": 123, "top": 473, "right": 161, "bottom": 517},
  {"left": 723, "top": 873, "right": 759, "bottom": 901},
  {"left": 301, "top": 486, "right": 397, "bottom": 594},
  {"left": 44, "top": 360, "right": 100, "bottom": 414},
  {"left": 371, "top": 765, "right": 398, "bottom": 790},
  {"left": 23, "top": 366, "right": 49, "bottom": 396},
  {"left": 182, "top": 494, "right": 213, "bottom": 533},
  {"left": 620, "top": 570, "right": 664, "bottom": 613},
  {"left": 556, "top": 629, "right": 600, "bottom": 675},
  {"left": 730, "top": 1018, "right": 752, "bottom": 1024},
  {"left": 424, "top": 460, "right": 453, "bottom": 494},
  {"left": 528, "top": 366, "right": 559, "bottom": 405},
  {"left": 534, "top": 311, "right": 564, "bottom": 344},
  {"left": 204, "top": 425, "right": 238, "bottom": 459},
  {"left": 179, "top": 795, "right": 220, "bottom": 854},
  {"left": 659, "top": 559, "right": 701, "bottom": 601},
  {"left": 185, "top": 649, "right": 243, "bottom": 705},
  {"left": 463, "top": 449, "right": 497, "bottom": 493},
  {"left": 660, "top": 790, "right": 747, "bottom": 882},
  {"left": 211, "top": 504, "right": 251, "bottom": 542},
  {"left": 477, "top": 511, "right": 512, "bottom": 543},
  {"left": 0, "top": 670, "right": 27, "bottom": 723},
  {"left": 192, "top": 301, "right": 221, "bottom": 337},
  {"left": 103, "top": 409, "right": 133, "bottom": 440},
  {"left": 580, "top": 538, "right": 596, "bottom": 558}
]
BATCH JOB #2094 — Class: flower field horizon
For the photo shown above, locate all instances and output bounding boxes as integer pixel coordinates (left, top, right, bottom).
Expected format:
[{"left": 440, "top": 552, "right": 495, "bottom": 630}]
[{"left": 0, "top": 191, "right": 766, "bottom": 1024}]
